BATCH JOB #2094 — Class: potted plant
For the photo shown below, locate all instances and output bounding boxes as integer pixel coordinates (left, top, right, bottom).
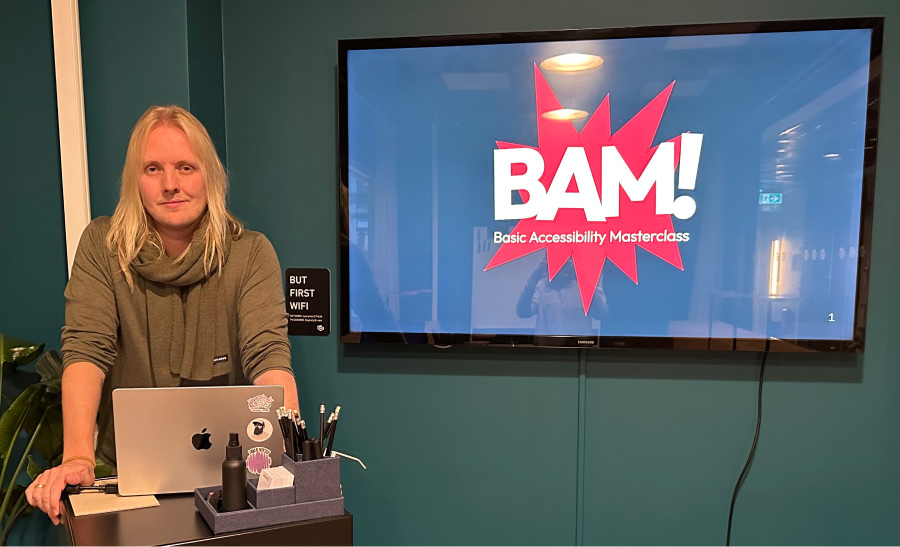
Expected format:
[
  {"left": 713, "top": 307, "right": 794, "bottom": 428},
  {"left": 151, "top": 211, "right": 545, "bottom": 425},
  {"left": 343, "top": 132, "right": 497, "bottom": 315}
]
[{"left": 0, "top": 334, "right": 110, "bottom": 545}]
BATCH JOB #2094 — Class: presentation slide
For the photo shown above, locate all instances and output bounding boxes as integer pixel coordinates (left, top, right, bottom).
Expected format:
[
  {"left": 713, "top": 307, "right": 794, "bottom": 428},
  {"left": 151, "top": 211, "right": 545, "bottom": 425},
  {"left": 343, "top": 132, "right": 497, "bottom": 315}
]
[{"left": 344, "top": 27, "right": 873, "bottom": 341}]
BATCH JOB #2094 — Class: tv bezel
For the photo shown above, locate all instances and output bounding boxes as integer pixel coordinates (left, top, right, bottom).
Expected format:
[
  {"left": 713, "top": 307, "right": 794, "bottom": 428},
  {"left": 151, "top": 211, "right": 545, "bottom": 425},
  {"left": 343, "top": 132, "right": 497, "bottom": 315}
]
[{"left": 337, "top": 17, "right": 883, "bottom": 353}]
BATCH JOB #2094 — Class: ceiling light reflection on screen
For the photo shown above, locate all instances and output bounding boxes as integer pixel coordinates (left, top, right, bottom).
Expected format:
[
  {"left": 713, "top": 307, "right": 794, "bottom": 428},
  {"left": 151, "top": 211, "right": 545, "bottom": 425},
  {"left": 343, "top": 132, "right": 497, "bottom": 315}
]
[
  {"left": 540, "top": 53, "right": 603, "bottom": 72},
  {"left": 770, "top": 239, "right": 782, "bottom": 296},
  {"left": 541, "top": 108, "right": 589, "bottom": 121}
]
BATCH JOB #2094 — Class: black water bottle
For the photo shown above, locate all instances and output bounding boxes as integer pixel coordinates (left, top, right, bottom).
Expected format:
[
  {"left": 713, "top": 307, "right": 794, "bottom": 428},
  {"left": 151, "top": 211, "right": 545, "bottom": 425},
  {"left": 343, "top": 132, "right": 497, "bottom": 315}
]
[{"left": 220, "top": 432, "right": 247, "bottom": 512}]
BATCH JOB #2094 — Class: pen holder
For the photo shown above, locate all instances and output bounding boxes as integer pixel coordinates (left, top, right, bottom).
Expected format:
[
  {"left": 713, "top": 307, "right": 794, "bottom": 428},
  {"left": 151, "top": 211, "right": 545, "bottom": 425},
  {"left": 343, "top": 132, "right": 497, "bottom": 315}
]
[
  {"left": 280, "top": 452, "right": 342, "bottom": 503},
  {"left": 193, "top": 454, "right": 343, "bottom": 534}
]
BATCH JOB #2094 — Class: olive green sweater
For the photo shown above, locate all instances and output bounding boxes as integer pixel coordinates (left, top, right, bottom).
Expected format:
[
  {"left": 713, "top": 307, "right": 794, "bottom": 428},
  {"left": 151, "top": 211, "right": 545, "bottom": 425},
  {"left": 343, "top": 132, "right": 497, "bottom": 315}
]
[{"left": 61, "top": 217, "right": 292, "bottom": 466}]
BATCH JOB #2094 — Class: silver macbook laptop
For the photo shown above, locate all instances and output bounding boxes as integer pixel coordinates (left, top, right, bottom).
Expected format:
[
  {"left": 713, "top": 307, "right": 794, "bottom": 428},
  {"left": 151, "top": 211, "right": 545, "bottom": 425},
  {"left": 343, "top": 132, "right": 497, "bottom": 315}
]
[{"left": 112, "top": 385, "right": 285, "bottom": 496}]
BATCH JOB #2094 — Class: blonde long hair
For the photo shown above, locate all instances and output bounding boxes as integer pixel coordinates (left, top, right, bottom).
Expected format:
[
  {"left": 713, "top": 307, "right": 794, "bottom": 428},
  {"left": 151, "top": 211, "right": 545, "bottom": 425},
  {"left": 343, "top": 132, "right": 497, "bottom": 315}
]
[{"left": 107, "top": 105, "right": 243, "bottom": 287}]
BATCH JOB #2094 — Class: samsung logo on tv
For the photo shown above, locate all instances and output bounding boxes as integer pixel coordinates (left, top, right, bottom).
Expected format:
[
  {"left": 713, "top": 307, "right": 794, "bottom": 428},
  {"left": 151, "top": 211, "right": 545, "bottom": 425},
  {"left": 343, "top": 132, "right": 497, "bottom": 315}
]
[{"left": 578, "top": 339, "right": 595, "bottom": 345}]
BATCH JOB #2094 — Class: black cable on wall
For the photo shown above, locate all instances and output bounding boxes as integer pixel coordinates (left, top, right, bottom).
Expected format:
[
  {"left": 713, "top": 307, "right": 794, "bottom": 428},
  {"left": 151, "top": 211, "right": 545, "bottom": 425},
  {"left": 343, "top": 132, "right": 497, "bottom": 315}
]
[{"left": 726, "top": 350, "right": 769, "bottom": 546}]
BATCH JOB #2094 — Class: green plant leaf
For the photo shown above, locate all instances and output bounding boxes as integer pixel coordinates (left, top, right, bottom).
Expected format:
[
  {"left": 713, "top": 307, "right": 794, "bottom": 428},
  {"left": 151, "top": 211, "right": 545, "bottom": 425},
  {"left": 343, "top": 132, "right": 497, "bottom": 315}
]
[
  {"left": 1, "top": 484, "right": 24, "bottom": 516},
  {"left": 95, "top": 461, "right": 114, "bottom": 479},
  {"left": 18, "top": 386, "right": 48, "bottom": 438},
  {"left": 25, "top": 455, "right": 46, "bottom": 480},
  {"left": 32, "top": 405, "right": 63, "bottom": 463},
  {"left": 35, "top": 351, "right": 62, "bottom": 388},
  {"left": 0, "top": 385, "right": 41, "bottom": 459},
  {"left": 0, "top": 335, "right": 45, "bottom": 372},
  {"left": 37, "top": 387, "right": 61, "bottom": 414}
]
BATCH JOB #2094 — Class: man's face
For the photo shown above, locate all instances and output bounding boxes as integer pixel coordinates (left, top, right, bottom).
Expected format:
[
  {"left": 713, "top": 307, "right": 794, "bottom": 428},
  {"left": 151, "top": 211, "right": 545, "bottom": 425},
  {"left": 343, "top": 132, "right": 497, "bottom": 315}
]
[{"left": 140, "top": 125, "right": 208, "bottom": 241}]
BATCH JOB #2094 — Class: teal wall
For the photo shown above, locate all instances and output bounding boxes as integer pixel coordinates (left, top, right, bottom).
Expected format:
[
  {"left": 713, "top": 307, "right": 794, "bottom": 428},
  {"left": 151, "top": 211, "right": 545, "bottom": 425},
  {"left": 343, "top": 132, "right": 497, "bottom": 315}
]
[
  {"left": 8, "top": 0, "right": 900, "bottom": 544},
  {"left": 220, "top": 0, "right": 900, "bottom": 545},
  {"left": 0, "top": 0, "right": 67, "bottom": 350},
  {"left": 186, "top": 0, "right": 227, "bottom": 165}
]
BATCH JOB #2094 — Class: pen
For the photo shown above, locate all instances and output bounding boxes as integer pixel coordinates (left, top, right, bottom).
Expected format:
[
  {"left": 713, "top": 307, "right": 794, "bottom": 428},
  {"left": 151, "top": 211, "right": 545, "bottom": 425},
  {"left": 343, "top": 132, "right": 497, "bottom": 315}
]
[
  {"left": 290, "top": 410, "right": 301, "bottom": 455},
  {"left": 288, "top": 417, "right": 297, "bottom": 460},
  {"left": 300, "top": 419, "right": 308, "bottom": 442},
  {"left": 319, "top": 402, "right": 325, "bottom": 440},
  {"left": 278, "top": 407, "right": 296, "bottom": 460},
  {"left": 291, "top": 410, "right": 303, "bottom": 446},
  {"left": 64, "top": 484, "right": 119, "bottom": 495},
  {"left": 275, "top": 408, "right": 285, "bottom": 443},
  {"left": 325, "top": 406, "right": 340, "bottom": 457}
]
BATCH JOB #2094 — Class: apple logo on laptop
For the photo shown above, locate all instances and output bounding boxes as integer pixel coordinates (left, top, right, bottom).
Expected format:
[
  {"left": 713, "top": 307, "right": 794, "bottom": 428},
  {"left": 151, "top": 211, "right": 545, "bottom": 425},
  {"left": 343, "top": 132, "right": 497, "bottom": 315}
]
[{"left": 192, "top": 428, "right": 213, "bottom": 450}]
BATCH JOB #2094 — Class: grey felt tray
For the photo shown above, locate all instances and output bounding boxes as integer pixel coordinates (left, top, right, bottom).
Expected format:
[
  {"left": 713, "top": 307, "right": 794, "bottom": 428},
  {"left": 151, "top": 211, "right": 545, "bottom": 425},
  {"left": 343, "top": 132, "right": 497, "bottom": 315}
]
[
  {"left": 194, "top": 487, "right": 344, "bottom": 534},
  {"left": 194, "top": 453, "right": 344, "bottom": 534}
]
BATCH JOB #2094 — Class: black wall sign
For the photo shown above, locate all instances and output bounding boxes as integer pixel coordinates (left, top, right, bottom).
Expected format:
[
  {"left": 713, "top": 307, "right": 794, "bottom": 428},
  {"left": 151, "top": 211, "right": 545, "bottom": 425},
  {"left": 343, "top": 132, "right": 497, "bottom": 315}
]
[{"left": 285, "top": 268, "right": 330, "bottom": 336}]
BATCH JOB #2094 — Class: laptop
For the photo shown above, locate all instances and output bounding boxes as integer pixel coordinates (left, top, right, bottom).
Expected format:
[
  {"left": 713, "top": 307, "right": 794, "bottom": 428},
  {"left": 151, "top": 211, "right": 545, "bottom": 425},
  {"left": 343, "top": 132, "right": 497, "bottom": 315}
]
[{"left": 112, "top": 385, "right": 285, "bottom": 496}]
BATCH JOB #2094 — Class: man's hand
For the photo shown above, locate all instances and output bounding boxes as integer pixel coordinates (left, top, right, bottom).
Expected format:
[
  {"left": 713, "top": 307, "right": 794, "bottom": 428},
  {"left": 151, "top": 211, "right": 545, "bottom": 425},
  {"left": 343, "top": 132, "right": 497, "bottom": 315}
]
[
  {"left": 25, "top": 460, "right": 95, "bottom": 525},
  {"left": 254, "top": 369, "right": 299, "bottom": 412}
]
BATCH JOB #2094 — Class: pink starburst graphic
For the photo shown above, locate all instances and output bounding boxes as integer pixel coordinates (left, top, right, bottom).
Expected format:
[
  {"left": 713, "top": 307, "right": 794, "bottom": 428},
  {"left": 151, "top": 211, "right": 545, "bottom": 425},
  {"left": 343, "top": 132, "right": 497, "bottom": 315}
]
[{"left": 486, "top": 65, "right": 691, "bottom": 313}]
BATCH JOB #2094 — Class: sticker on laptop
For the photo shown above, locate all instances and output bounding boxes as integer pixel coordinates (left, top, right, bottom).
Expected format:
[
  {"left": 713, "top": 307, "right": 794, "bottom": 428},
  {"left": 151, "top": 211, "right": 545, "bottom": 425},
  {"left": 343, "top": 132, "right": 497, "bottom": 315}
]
[
  {"left": 247, "top": 418, "right": 273, "bottom": 443},
  {"left": 247, "top": 394, "right": 275, "bottom": 413},
  {"left": 246, "top": 447, "right": 272, "bottom": 474}
]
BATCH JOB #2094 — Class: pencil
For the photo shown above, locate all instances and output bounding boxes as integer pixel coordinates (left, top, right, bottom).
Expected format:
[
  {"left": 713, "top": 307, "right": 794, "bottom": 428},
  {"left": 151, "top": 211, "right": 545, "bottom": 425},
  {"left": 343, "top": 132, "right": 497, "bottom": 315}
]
[{"left": 325, "top": 406, "right": 340, "bottom": 457}]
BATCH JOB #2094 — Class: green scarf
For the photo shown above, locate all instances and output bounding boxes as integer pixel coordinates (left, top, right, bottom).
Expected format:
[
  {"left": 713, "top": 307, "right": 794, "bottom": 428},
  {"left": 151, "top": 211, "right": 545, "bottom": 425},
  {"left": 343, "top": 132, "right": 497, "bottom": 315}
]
[{"left": 131, "top": 226, "right": 232, "bottom": 385}]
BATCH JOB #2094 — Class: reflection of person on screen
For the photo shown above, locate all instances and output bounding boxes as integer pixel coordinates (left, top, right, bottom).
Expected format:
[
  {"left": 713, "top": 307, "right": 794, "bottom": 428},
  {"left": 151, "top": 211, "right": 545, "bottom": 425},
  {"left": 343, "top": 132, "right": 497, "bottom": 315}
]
[{"left": 516, "top": 257, "right": 609, "bottom": 335}]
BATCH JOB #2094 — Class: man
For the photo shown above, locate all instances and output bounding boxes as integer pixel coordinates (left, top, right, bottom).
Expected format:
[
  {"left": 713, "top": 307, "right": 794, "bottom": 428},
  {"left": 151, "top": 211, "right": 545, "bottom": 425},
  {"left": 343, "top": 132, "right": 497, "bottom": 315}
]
[
  {"left": 516, "top": 257, "right": 609, "bottom": 335},
  {"left": 25, "top": 105, "right": 299, "bottom": 524}
]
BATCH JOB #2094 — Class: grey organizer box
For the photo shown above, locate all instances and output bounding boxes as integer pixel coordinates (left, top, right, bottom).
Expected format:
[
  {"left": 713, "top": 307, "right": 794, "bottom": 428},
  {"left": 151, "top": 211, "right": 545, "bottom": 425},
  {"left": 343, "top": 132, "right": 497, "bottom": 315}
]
[{"left": 194, "top": 453, "right": 343, "bottom": 534}]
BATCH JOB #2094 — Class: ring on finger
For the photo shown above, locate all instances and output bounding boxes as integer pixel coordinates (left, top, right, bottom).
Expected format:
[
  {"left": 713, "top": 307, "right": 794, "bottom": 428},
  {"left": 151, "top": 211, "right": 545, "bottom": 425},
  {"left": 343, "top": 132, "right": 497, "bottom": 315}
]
[{"left": 36, "top": 484, "right": 45, "bottom": 488}]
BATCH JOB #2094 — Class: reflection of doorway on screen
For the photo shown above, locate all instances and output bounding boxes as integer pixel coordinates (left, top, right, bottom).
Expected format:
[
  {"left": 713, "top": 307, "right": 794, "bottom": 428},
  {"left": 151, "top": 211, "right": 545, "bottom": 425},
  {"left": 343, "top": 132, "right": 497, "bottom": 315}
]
[{"left": 470, "top": 226, "right": 542, "bottom": 332}]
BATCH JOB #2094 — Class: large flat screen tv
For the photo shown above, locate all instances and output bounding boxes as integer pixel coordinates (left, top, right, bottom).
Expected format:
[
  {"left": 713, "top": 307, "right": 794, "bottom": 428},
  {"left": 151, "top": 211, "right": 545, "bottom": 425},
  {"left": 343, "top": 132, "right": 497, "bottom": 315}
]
[{"left": 338, "top": 18, "right": 882, "bottom": 352}]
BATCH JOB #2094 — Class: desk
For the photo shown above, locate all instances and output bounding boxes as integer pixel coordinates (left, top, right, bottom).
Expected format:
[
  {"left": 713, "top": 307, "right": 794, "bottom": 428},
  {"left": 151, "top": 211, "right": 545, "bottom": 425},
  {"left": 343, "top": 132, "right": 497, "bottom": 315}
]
[{"left": 61, "top": 494, "right": 353, "bottom": 546}]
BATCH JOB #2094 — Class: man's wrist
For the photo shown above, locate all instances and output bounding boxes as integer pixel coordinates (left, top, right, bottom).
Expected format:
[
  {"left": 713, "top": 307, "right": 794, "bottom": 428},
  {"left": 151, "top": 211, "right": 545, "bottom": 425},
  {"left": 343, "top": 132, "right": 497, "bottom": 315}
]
[{"left": 62, "top": 455, "right": 96, "bottom": 469}]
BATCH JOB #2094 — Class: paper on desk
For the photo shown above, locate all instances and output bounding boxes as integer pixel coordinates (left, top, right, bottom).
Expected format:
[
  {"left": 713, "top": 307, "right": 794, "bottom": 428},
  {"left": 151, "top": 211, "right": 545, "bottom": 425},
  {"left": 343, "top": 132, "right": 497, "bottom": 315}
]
[{"left": 68, "top": 491, "right": 159, "bottom": 516}]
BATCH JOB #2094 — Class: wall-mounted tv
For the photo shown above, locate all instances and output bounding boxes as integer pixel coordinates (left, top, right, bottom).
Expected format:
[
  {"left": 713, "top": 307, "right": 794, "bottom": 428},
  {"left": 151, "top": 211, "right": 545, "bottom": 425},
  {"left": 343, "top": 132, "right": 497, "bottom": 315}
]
[{"left": 338, "top": 18, "right": 882, "bottom": 352}]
